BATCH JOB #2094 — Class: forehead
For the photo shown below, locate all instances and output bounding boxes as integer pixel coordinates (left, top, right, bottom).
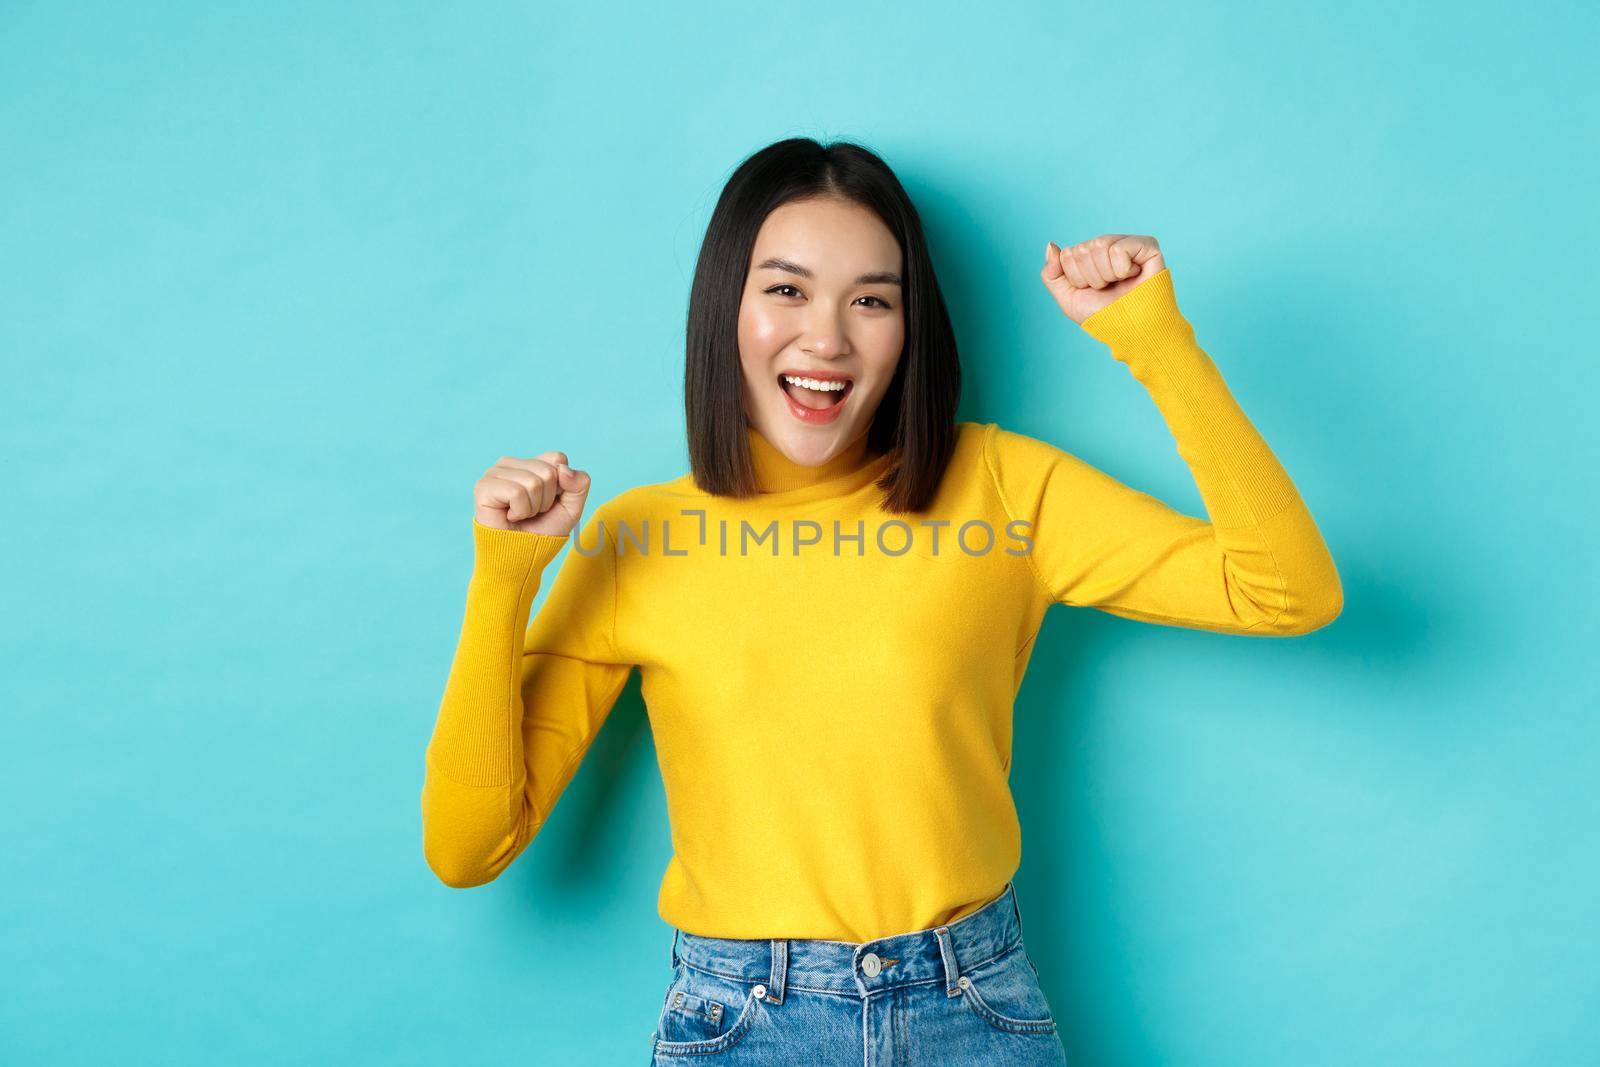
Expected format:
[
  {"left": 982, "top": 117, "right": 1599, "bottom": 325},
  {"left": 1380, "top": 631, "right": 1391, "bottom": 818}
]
[{"left": 749, "top": 198, "right": 900, "bottom": 274}]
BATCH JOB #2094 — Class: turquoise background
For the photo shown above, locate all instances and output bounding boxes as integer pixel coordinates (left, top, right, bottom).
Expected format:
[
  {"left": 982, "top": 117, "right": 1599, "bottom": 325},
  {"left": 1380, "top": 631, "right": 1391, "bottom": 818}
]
[{"left": 4, "top": 2, "right": 1596, "bottom": 1064}]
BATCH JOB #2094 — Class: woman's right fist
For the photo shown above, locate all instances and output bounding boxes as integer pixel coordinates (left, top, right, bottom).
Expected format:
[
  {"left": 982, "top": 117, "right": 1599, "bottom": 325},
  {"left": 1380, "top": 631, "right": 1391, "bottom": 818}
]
[{"left": 473, "top": 452, "right": 591, "bottom": 537}]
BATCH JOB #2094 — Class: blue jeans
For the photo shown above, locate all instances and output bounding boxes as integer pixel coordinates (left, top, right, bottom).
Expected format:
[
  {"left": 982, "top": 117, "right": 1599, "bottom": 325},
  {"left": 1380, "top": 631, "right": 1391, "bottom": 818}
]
[{"left": 649, "top": 881, "right": 1069, "bottom": 1065}]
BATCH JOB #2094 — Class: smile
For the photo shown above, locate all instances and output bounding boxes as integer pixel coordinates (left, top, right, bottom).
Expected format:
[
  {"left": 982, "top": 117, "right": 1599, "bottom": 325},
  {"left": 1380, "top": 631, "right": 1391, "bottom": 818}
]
[{"left": 778, "top": 372, "right": 854, "bottom": 424}]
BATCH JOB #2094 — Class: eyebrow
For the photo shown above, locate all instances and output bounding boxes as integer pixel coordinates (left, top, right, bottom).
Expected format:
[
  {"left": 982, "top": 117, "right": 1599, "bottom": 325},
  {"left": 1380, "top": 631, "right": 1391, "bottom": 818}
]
[{"left": 755, "top": 257, "right": 902, "bottom": 287}]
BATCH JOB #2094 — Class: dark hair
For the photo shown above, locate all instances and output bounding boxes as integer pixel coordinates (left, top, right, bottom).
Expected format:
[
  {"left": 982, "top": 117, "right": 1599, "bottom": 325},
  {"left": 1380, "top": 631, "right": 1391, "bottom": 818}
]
[{"left": 683, "top": 137, "right": 961, "bottom": 514}]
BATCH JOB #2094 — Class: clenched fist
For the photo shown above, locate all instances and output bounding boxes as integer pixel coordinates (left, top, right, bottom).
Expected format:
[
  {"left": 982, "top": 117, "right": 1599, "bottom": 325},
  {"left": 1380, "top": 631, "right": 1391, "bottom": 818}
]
[
  {"left": 1041, "top": 234, "right": 1165, "bottom": 325},
  {"left": 473, "top": 452, "right": 591, "bottom": 537}
]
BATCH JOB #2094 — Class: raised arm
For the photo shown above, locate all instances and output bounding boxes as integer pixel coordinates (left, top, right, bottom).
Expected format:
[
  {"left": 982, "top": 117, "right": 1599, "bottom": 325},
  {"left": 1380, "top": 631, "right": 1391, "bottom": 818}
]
[
  {"left": 989, "top": 238, "right": 1342, "bottom": 635},
  {"left": 421, "top": 458, "right": 633, "bottom": 887}
]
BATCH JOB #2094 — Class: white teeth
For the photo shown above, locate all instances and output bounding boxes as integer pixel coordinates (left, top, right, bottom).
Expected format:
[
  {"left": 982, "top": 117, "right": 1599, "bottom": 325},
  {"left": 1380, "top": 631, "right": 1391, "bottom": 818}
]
[{"left": 781, "top": 374, "right": 849, "bottom": 392}]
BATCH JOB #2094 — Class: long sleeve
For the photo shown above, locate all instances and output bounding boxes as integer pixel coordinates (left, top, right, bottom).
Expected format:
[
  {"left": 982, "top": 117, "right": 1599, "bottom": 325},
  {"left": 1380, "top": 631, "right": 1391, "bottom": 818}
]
[
  {"left": 987, "top": 267, "right": 1343, "bottom": 636},
  {"left": 421, "top": 511, "right": 633, "bottom": 888}
]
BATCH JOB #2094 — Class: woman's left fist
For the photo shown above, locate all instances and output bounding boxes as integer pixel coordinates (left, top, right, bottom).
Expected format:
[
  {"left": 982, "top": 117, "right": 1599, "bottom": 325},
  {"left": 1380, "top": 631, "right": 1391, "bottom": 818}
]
[{"left": 1041, "top": 234, "right": 1164, "bottom": 324}]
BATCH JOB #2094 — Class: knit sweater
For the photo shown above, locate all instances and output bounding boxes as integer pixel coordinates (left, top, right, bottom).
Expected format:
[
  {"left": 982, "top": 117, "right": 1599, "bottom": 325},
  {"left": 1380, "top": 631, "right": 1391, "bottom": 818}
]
[{"left": 420, "top": 267, "right": 1342, "bottom": 942}]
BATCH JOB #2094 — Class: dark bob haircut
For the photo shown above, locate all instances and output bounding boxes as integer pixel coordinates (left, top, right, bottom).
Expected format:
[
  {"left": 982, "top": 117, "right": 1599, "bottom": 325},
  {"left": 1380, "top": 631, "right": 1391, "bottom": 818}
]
[{"left": 684, "top": 137, "right": 962, "bottom": 515}]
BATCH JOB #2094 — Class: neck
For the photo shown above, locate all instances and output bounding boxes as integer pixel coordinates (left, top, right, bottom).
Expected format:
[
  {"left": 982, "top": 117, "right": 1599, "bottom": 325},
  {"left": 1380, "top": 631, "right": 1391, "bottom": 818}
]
[{"left": 746, "top": 422, "right": 874, "bottom": 494}]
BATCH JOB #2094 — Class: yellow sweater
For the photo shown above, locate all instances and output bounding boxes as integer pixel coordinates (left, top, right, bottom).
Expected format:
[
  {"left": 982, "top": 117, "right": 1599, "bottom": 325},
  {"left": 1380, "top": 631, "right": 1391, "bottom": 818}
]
[{"left": 420, "top": 267, "right": 1342, "bottom": 942}]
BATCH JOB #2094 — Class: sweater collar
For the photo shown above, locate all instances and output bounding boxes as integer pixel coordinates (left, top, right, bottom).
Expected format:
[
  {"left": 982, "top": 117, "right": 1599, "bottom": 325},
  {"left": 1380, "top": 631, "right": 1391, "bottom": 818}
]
[{"left": 746, "top": 422, "right": 877, "bottom": 495}]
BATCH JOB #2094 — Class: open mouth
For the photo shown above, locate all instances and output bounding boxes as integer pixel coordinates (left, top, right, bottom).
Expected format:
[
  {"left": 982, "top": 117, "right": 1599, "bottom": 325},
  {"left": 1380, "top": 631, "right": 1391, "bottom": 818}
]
[{"left": 778, "top": 373, "right": 854, "bottom": 413}]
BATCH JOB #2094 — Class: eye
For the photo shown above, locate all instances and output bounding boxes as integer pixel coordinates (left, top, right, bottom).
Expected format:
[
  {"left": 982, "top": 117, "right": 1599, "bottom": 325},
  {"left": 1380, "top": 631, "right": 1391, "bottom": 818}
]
[{"left": 763, "top": 285, "right": 892, "bottom": 310}]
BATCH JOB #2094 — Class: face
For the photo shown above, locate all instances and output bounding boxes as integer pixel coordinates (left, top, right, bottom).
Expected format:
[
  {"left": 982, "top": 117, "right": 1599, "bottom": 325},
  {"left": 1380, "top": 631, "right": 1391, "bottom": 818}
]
[{"left": 737, "top": 196, "right": 905, "bottom": 465}]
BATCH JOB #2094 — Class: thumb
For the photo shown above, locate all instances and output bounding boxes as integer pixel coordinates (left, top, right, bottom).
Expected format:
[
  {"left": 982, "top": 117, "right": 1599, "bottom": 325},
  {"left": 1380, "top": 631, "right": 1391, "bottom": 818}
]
[
  {"left": 554, "top": 463, "right": 591, "bottom": 524},
  {"left": 1041, "top": 240, "right": 1064, "bottom": 281},
  {"left": 1039, "top": 239, "right": 1077, "bottom": 313}
]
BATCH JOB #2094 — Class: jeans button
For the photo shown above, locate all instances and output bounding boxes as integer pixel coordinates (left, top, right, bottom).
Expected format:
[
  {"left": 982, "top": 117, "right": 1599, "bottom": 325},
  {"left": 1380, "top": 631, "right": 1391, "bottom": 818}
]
[{"left": 861, "top": 952, "right": 882, "bottom": 977}]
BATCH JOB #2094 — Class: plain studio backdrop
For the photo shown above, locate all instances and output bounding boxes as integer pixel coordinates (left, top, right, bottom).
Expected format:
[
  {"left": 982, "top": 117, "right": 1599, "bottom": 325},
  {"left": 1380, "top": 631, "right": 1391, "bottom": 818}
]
[{"left": 2, "top": 2, "right": 1596, "bottom": 1064}]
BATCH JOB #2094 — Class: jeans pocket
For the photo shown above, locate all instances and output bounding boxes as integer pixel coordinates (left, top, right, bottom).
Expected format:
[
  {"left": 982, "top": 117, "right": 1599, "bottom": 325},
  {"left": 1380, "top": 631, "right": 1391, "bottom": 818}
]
[
  {"left": 956, "top": 944, "right": 1059, "bottom": 1035},
  {"left": 652, "top": 962, "right": 764, "bottom": 1057}
]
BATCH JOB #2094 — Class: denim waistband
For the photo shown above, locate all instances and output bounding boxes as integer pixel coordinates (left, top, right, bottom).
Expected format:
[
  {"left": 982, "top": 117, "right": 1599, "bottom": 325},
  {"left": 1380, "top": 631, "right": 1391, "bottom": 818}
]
[{"left": 669, "top": 881, "right": 1030, "bottom": 1003}]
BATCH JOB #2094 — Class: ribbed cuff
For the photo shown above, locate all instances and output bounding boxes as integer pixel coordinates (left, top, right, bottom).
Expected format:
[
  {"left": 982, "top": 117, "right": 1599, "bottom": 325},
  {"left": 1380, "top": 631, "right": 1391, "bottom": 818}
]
[
  {"left": 470, "top": 517, "right": 569, "bottom": 582},
  {"left": 1078, "top": 267, "right": 1197, "bottom": 359}
]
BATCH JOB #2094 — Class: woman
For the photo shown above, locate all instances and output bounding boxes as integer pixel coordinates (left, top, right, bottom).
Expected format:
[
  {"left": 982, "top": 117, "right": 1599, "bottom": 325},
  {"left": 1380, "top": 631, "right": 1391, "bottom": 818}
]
[{"left": 421, "top": 138, "right": 1342, "bottom": 1064}]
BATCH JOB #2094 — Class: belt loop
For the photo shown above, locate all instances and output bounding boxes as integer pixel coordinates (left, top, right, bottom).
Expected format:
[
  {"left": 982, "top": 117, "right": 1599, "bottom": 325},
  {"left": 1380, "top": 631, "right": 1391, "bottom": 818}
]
[
  {"left": 1009, "top": 880, "right": 1025, "bottom": 943},
  {"left": 934, "top": 925, "right": 962, "bottom": 997},
  {"left": 670, "top": 928, "right": 680, "bottom": 968},
  {"left": 766, "top": 939, "right": 788, "bottom": 1004}
]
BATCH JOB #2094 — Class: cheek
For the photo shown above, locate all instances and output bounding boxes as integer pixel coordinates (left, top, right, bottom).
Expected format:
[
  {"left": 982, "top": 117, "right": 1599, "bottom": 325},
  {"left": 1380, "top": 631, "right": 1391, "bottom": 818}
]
[
  {"left": 859, "top": 314, "right": 903, "bottom": 350},
  {"left": 860, "top": 322, "right": 905, "bottom": 385},
  {"left": 738, "top": 307, "right": 787, "bottom": 355},
  {"left": 737, "top": 320, "right": 782, "bottom": 392}
]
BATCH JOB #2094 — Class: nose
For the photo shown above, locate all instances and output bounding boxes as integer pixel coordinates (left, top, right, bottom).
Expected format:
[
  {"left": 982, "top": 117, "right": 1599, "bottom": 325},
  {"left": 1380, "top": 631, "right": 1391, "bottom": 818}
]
[
  {"left": 799, "top": 322, "right": 851, "bottom": 359},
  {"left": 795, "top": 296, "right": 855, "bottom": 358}
]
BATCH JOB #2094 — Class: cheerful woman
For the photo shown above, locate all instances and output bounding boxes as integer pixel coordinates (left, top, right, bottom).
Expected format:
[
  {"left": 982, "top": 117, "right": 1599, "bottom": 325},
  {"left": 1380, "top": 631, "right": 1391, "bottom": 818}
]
[{"left": 421, "top": 137, "right": 1342, "bottom": 1065}]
